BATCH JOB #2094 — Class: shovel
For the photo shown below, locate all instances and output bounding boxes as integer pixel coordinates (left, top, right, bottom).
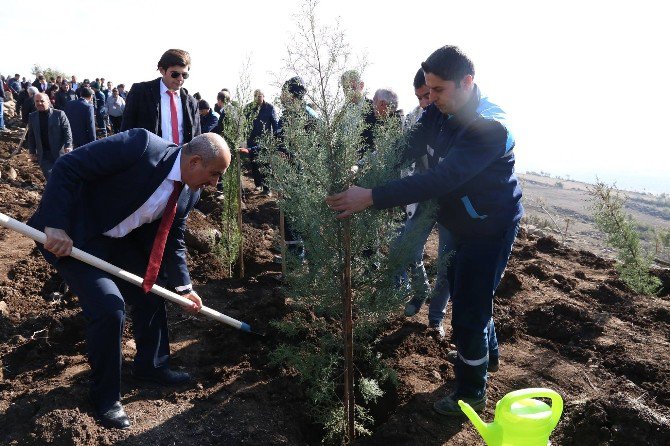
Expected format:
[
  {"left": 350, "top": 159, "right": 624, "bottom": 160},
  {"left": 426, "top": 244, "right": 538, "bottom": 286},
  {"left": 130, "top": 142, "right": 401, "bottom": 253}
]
[{"left": 0, "top": 211, "right": 258, "bottom": 334}]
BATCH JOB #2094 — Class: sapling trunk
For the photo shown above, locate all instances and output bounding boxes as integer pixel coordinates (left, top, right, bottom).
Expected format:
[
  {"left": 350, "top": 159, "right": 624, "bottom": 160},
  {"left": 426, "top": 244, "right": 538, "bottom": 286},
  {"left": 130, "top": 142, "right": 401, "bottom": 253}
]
[{"left": 342, "top": 218, "right": 355, "bottom": 442}]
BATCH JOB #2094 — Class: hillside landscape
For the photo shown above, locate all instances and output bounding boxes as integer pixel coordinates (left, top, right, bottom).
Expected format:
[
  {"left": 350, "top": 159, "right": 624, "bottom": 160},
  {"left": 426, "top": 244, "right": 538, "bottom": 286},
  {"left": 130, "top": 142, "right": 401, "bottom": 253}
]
[{"left": 0, "top": 127, "right": 669, "bottom": 445}]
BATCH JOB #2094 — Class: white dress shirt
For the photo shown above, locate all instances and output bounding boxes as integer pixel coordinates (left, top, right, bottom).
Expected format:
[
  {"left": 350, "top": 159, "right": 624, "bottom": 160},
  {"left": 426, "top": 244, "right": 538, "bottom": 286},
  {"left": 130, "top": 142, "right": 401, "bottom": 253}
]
[
  {"left": 103, "top": 150, "right": 185, "bottom": 238},
  {"left": 159, "top": 79, "right": 184, "bottom": 144}
]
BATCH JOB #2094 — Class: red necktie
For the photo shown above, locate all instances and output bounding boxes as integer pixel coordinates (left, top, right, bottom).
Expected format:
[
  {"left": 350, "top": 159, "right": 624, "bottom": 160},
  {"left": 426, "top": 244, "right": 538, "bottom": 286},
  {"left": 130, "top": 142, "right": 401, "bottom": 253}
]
[
  {"left": 167, "top": 90, "right": 180, "bottom": 144},
  {"left": 142, "top": 180, "right": 184, "bottom": 293}
]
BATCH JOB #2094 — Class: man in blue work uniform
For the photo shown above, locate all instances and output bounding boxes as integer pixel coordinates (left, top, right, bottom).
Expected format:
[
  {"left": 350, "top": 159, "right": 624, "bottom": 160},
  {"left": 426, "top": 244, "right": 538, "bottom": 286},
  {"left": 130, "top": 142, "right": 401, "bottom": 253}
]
[{"left": 326, "top": 45, "right": 522, "bottom": 415}]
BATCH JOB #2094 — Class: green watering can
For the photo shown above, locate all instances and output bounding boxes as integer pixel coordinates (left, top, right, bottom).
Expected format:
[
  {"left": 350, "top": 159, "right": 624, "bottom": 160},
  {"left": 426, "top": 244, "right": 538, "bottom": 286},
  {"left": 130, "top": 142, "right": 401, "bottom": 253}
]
[{"left": 459, "top": 388, "right": 563, "bottom": 446}]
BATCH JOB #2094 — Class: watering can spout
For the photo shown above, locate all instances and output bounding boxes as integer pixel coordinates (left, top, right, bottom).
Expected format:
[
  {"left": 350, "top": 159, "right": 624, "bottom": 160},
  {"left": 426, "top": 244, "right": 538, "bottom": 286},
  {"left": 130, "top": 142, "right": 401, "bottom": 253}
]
[{"left": 458, "top": 400, "right": 496, "bottom": 445}]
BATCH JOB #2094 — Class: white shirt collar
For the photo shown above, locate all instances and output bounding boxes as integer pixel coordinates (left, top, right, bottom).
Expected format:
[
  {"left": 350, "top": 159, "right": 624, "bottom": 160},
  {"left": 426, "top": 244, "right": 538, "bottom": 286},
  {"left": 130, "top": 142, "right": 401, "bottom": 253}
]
[
  {"left": 167, "top": 149, "right": 183, "bottom": 183},
  {"left": 159, "top": 79, "right": 180, "bottom": 97}
]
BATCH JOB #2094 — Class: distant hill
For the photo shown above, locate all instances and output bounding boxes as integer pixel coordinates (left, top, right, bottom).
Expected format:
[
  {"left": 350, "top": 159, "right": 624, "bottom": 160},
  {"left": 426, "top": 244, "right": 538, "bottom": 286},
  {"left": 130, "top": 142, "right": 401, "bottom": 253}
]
[{"left": 519, "top": 173, "right": 670, "bottom": 266}]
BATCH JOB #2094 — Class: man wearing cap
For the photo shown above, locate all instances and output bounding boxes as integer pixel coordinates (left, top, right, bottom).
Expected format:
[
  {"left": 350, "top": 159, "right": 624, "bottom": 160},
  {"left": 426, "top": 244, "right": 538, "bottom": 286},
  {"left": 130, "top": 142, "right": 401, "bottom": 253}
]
[
  {"left": 76, "top": 79, "right": 91, "bottom": 98},
  {"left": 275, "top": 76, "right": 319, "bottom": 259},
  {"left": 198, "top": 100, "right": 219, "bottom": 133},
  {"left": 121, "top": 49, "right": 201, "bottom": 145}
]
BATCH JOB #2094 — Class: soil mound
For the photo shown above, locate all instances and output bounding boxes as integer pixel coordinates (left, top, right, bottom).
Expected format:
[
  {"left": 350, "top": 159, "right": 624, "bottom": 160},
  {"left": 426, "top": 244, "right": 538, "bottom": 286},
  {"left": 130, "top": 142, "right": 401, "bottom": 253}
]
[{"left": 1, "top": 133, "right": 669, "bottom": 445}]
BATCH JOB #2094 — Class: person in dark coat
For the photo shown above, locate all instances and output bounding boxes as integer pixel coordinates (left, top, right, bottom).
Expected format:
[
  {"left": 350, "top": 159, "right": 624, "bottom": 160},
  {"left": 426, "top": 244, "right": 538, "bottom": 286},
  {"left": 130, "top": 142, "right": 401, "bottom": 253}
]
[
  {"left": 90, "top": 81, "right": 108, "bottom": 138},
  {"left": 27, "top": 130, "right": 231, "bottom": 429},
  {"left": 27, "top": 93, "right": 73, "bottom": 178},
  {"left": 244, "top": 89, "right": 279, "bottom": 194},
  {"left": 197, "top": 100, "right": 219, "bottom": 133},
  {"left": 327, "top": 45, "right": 523, "bottom": 417},
  {"left": 121, "top": 49, "right": 201, "bottom": 145},
  {"left": 32, "top": 74, "right": 47, "bottom": 92},
  {"left": 21, "top": 86, "right": 39, "bottom": 125},
  {"left": 55, "top": 81, "right": 78, "bottom": 110},
  {"left": 341, "top": 70, "right": 378, "bottom": 157},
  {"left": 64, "top": 87, "right": 96, "bottom": 148}
]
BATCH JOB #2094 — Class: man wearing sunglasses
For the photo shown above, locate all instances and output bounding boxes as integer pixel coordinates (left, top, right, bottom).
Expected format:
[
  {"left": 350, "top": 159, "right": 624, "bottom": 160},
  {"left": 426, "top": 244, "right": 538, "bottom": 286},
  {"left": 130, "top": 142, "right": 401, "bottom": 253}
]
[{"left": 121, "top": 49, "right": 201, "bottom": 145}]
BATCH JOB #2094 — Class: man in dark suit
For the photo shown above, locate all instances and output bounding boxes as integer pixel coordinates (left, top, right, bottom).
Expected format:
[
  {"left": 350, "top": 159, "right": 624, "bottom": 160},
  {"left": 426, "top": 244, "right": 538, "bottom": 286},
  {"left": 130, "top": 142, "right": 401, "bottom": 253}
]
[
  {"left": 54, "top": 80, "right": 77, "bottom": 110},
  {"left": 27, "top": 93, "right": 73, "bottom": 178},
  {"left": 244, "top": 89, "right": 279, "bottom": 195},
  {"left": 28, "top": 129, "right": 231, "bottom": 429},
  {"left": 64, "top": 87, "right": 96, "bottom": 148},
  {"left": 121, "top": 48, "right": 201, "bottom": 145},
  {"left": 32, "top": 73, "right": 48, "bottom": 92}
]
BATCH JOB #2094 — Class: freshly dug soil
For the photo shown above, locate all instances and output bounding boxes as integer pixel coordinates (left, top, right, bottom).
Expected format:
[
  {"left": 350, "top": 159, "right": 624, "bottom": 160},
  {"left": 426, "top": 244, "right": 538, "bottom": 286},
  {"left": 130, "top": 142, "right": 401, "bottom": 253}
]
[{"left": 1, "top": 132, "right": 669, "bottom": 445}]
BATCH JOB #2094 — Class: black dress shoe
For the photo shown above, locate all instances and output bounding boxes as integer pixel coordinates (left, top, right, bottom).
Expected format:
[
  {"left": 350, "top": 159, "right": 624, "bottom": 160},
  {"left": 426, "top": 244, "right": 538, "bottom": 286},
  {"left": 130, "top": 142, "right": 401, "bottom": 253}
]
[
  {"left": 133, "top": 367, "right": 192, "bottom": 386},
  {"left": 96, "top": 401, "right": 131, "bottom": 429}
]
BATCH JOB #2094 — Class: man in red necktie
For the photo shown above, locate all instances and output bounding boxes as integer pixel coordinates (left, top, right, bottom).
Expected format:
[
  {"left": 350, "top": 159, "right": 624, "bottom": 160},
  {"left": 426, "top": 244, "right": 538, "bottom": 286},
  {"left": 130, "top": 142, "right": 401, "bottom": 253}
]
[
  {"left": 29, "top": 129, "right": 231, "bottom": 429},
  {"left": 121, "top": 49, "right": 201, "bottom": 145}
]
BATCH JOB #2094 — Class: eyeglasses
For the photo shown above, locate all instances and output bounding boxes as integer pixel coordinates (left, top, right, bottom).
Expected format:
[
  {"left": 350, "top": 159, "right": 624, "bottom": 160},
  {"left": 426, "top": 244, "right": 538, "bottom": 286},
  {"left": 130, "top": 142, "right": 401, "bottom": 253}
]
[{"left": 169, "top": 71, "right": 189, "bottom": 79}]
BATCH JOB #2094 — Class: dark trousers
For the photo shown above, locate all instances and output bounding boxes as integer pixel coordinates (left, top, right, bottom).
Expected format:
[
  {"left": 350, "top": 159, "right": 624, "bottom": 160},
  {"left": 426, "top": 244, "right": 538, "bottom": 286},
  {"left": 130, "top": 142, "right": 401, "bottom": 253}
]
[
  {"left": 45, "top": 223, "right": 170, "bottom": 412},
  {"left": 109, "top": 115, "right": 123, "bottom": 134},
  {"left": 449, "top": 223, "right": 519, "bottom": 399},
  {"left": 249, "top": 152, "right": 265, "bottom": 188},
  {"left": 38, "top": 156, "right": 55, "bottom": 180},
  {"left": 96, "top": 113, "right": 108, "bottom": 138}
]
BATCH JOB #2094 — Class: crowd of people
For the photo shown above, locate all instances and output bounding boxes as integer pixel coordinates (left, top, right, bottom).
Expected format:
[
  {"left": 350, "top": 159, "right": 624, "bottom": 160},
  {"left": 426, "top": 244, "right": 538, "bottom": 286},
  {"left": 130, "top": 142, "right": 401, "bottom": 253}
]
[{"left": 1, "top": 44, "right": 522, "bottom": 429}]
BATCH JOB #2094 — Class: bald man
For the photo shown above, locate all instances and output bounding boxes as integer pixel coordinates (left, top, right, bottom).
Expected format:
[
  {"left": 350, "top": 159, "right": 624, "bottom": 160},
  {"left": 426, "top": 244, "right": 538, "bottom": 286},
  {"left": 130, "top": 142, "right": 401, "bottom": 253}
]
[
  {"left": 28, "top": 129, "right": 231, "bottom": 429},
  {"left": 27, "top": 92, "right": 73, "bottom": 178}
]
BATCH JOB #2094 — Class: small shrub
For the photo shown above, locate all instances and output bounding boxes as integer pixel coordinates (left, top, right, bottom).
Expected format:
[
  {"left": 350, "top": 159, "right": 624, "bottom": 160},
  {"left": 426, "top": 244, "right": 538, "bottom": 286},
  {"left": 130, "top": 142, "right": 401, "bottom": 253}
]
[{"left": 589, "top": 181, "right": 661, "bottom": 295}]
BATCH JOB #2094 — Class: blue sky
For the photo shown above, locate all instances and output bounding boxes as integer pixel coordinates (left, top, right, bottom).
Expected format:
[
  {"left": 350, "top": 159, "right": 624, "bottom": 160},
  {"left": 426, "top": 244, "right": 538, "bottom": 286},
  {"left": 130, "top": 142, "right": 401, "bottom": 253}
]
[{"left": 2, "top": 0, "right": 668, "bottom": 193}]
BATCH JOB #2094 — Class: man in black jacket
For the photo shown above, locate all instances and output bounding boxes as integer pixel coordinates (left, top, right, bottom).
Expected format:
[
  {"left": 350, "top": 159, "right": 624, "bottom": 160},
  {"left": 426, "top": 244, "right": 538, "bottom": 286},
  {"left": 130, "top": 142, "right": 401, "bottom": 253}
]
[
  {"left": 27, "top": 93, "right": 73, "bottom": 178},
  {"left": 55, "top": 80, "right": 77, "bottom": 110},
  {"left": 121, "top": 48, "right": 201, "bottom": 145}
]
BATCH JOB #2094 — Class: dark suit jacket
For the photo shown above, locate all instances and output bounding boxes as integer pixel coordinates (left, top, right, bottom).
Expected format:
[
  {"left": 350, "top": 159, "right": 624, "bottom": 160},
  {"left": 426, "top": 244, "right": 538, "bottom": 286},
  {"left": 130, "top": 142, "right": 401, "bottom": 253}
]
[
  {"left": 64, "top": 98, "right": 96, "bottom": 148},
  {"left": 27, "top": 108, "right": 73, "bottom": 163},
  {"left": 55, "top": 90, "right": 78, "bottom": 110},
  {"left": 120, "top": 78, "right": 201, "bottom": 143},
  {"left": 32, "top": 79, "right": 47, "bottom": 92},
  {"left": 28, "top": 129, "right": 199, "bottom": 288}
]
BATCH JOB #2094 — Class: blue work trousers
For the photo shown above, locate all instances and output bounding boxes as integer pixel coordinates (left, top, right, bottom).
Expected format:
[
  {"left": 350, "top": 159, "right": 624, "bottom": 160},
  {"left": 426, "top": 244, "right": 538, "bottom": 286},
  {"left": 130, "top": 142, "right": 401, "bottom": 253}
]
[{"left": 450, "top": 223, "right": 519, "bottom": 399}]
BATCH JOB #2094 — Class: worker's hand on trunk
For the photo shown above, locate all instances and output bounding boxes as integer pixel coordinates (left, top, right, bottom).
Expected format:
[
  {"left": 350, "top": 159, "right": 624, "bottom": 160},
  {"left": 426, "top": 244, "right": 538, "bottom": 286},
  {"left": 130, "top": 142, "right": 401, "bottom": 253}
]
[
  {"left": 181, "top": 291, "right": 202, "bottom": 314},
  {"left": 44, "top": 227, "right": 73, "bottom": 257}
]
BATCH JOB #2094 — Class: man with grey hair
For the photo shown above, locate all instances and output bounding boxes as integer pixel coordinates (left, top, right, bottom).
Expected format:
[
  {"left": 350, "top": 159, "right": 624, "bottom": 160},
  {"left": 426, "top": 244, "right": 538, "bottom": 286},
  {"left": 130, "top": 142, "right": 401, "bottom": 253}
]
[
  {"left": 372, "top": 88, "right": 399, "bottom": 120},
  {"left": 21, "top": 86, "right": 39, "bottom": 124},
  {"left": 28, "top": 129, "right": 230, "bottom": 429},
  {"left": 341, "top": 69, "right": 378, "bottom": 156},
  {"left": 27, "top": 93, "right": 73, "bottom": 178}
]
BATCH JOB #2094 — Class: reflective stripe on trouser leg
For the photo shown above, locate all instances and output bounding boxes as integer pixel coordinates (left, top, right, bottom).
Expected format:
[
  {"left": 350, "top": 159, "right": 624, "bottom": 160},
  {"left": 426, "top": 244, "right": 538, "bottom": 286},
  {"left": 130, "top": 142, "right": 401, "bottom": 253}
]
[
  {"left": 453, "top": 326, "right": 489, "bottom": 399},
  {"left": 448, "top": 224, "right": 519, "bottom": 398},
  {"left": 458, "top": 351, "right": 488, "bottom": 366}
]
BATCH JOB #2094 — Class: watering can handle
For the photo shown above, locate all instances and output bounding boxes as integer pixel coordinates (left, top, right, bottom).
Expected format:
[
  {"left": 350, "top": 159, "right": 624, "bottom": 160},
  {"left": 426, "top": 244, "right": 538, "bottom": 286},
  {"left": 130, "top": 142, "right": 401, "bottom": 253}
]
[{"left": 498, "top": 388, "right": 563, "bottom": 428}]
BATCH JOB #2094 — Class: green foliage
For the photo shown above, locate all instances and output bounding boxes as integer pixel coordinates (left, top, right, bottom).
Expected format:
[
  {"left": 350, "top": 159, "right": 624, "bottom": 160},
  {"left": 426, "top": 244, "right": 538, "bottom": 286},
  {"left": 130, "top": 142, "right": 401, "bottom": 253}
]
[
  {"left": 215, "top": 152, "right": 242, "bottom": 276},
  {"left": 215, "top": 60, "right": 255, "bottom": 276},
  {"left": 264, "top": 1, "right": 408, "bottom": 442},
  {"left": 31, "top": 64, "right": 68, "bottom": 81},
  {"left": 589, "top": 181, "right": 662, "bottom": 295}
]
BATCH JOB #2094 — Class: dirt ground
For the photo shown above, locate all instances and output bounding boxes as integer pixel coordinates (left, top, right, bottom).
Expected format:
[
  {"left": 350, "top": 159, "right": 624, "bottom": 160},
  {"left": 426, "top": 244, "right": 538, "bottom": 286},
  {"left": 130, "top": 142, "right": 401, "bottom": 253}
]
[{"left": 1, "top": 130, "right": 669, "bottom": 445}]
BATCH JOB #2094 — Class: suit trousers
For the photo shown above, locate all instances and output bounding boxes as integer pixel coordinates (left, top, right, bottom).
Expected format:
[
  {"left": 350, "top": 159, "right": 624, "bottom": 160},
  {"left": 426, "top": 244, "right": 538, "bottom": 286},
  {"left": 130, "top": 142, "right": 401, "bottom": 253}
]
[{"left": 49, "top": 221, "right": 170, "bottom": 412}]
